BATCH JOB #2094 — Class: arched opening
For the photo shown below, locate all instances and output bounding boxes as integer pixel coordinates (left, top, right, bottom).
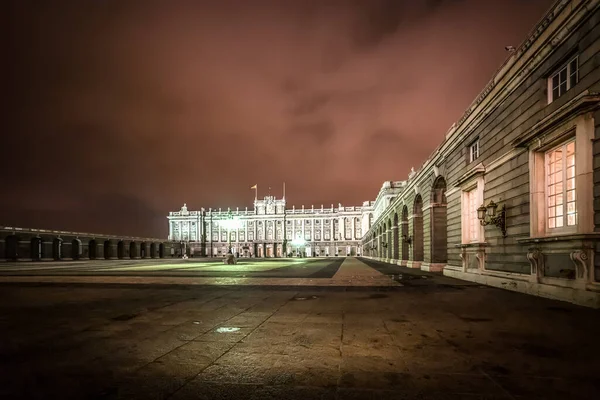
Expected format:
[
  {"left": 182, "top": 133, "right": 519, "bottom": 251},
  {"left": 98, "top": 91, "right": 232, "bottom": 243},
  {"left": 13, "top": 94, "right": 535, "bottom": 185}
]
[
  {"left": 379, "top": 226, "right": 383, "bottom": 258},
  {"left": 104, "top": 240, "right": 112, "bottom": 259},
  {"left": 159, "top": 243, "right": 165, "bottom": 258},
  {"left": 140, "top": 242, "right": 147, "bottom": 258},
  {"left": 4, "top": 235, "right": 19, "bottom": 260},
  {"left": 150, "top": 242, "right": 157, "bottom": 258},
  {"left": 53, "top": 238, "right": 63, "bottom": 260},
  {"left": 401, "top": 206, "right": 409, "bottom": 262},
  {"left": 430, "top": 176, "right": 448, "bottom": 265},
  {"left": 413, "top": 195, "right": 424, "bottom": 262},
  {"left": 71, "top": 239, "right": 81, "bottom": 260},
  {"left": 117, "top": 241, "right": 125, "bottom": 259},
  {"left": 89, "top": 240, "right": 97, "bottom": 260},
  {"left": 387, "top": 219, "right": 392, "bottom": 259},
  {"left": 30, "top": 237, "right": 43, "bottom": 261},
  {"left": 129, "top": 242, "right": 137, "bottom": 259},
  {"left": 379, "top": 222, "right": 388, "bottom": 258},
  {"left": 393, "top": 213, "right": 399, "bottom": 260}
]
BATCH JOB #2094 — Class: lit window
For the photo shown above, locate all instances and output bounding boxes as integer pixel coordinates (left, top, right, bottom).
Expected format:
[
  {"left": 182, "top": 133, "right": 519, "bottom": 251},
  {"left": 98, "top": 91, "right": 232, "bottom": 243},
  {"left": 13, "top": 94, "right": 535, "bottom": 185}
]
[
  {"left": 549, "top": 56, "right": 578, "bottom": 103},
  {"left": 546, "top": 140, "right": 576, "bottom": 229},
  {"left": 467, "top": 189, "right": 479, "bottom": 242}
]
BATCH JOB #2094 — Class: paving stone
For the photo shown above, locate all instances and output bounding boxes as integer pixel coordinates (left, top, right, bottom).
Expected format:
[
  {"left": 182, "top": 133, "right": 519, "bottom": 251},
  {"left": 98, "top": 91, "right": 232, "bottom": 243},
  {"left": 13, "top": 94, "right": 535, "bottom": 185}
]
[{"left": 0, "top": 258, "right": 598, "bottom": 399}]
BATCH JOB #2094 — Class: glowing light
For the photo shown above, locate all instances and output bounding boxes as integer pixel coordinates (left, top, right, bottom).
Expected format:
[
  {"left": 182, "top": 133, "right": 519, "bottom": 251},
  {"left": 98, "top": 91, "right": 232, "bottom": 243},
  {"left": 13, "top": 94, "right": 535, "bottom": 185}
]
[
  {"left": 291, "top": 238, "right": 306, "bottom": 246},
  {"left": 219, "top": 216, "right": 243, "bottom": 230}
]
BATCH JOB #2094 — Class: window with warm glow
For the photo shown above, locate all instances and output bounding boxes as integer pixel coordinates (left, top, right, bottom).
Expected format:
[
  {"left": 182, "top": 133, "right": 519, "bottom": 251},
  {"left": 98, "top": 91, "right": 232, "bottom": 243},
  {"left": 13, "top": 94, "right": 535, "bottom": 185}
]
[
  {"left": 546, "top": 140, "right": 576, "bottom": 229},
  {"left": 467, "top": 189, "right": 479, "bottom": 242}
]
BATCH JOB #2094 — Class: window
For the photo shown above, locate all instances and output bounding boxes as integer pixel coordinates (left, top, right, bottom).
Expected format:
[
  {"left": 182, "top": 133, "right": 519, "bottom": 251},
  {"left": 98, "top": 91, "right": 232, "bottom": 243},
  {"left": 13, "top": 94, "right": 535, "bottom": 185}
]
[
  {"left": 460, "top": 171, "right": 485, "bottom": 244},
  {"left": 527, "top": 112, "right": 594, "bottom": 238},
  {"left": 469, "top": 140, "right": 479, "bottom": 163},
  {"left": 546, "top": 140, "right": 576, "bottom": 229},
  {"left": 548, "top": 56, "right": 578, "bottom": 103},
  {"left": 466, "top": 189, "right": 479, "bottom": 242}
]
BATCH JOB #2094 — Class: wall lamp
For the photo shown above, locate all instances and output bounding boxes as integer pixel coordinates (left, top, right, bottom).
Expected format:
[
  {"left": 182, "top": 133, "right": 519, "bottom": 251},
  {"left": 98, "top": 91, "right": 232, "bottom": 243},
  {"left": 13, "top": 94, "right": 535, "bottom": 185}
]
[
  {"left": 402, "top": 234, "right": 412, "bottom": 245},
  {"left": 477, "top": 200, "right": 507, "bottom": 237}
]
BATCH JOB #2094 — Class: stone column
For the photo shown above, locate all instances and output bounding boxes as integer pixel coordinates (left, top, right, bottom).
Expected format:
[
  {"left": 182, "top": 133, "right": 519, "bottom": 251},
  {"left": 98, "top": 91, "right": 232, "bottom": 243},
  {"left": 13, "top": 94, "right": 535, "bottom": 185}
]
[
  {"left": 330, "top": 219, "right": 334, "bottom": 241},
  {"left": 392, "top": 226, "right": 399, "bottom": 262},
  {"left": 302, "top": 218, "right": 305, "bottom": 240}
]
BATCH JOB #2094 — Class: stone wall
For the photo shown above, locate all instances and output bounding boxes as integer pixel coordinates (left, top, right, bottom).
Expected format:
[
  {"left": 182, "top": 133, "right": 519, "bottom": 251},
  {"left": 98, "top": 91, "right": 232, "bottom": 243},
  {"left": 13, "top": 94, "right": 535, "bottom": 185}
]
[
  {"left": 0, "top": 226, "right": 179, "bottom": 261},
  {"left": 362, "top": 0, "right": 600, "bottom": 307}
]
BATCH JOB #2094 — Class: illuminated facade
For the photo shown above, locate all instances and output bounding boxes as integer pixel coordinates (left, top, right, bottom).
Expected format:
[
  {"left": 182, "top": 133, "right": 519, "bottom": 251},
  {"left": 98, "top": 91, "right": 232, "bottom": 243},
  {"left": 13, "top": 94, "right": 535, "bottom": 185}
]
[
  {"left": 168, "top": 197, "right": 374, "bottom": 257},
  {"left": 362, "top": 0, "right": 600, "bottom": 308}
]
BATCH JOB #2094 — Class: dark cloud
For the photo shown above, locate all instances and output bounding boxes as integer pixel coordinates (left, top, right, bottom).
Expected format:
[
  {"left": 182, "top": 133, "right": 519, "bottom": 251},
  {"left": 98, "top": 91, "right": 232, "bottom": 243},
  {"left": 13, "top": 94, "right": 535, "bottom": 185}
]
[
  {"left": 3, "top": 0, "right": 555, "bottom": 237},
  {"left": 289, "top": 120, "right": 336, "bottom": 145},
  {"left": 289, "top": 93, "right": 331, "bottom": 116}
]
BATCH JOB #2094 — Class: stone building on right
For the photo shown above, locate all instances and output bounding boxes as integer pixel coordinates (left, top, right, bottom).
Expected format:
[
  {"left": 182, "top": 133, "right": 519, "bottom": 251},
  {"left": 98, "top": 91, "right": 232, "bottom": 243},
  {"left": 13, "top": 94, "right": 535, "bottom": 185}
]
[{"left": 362, "top": 0, "right": 600, "bottom": 308}]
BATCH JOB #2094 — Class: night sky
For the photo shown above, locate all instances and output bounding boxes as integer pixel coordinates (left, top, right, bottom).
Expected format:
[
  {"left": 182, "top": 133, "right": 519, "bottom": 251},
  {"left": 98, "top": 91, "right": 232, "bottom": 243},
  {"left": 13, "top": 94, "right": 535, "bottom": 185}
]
[{"left": 5, "top": 0, "right": 554, "bottom": 238}]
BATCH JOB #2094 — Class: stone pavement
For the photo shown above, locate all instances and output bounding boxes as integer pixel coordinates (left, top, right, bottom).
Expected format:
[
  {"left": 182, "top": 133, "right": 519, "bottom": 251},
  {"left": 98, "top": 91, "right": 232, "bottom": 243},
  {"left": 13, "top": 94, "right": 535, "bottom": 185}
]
[
  {"left": 0, "top": 257, "right": 599, "bottom": 399},
  {"left": 0, "top": 257, "right": 400, "bottom": 288}
]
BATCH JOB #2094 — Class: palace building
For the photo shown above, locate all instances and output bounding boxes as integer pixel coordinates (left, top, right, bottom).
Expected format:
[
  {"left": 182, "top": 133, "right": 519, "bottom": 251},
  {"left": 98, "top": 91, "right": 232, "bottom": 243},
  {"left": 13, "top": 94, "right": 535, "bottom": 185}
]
[
  {"left": 167, "top": 196, "right": 374, "bottom": 258},
  {"left": 168, "top": 0, "right": 600, "bottom": 308},
  {"left": 362, "top": 0, "right": 600, "bottom": 308}
]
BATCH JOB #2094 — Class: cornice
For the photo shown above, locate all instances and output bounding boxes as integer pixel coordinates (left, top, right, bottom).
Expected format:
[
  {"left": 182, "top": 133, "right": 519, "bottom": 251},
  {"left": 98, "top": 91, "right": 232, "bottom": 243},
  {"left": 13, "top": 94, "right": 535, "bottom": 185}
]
[
  {"left": 512, "top": 91, "right": 600, "bottom": 147},
  {"left": 382, "top": 0, "right": 596, "bottom": 218},
  {"left": 455, "top": 163, "right": 486, "bottom": 187},
  {"left": 362, "top": 0, "right": 598, "bottom": 238}
]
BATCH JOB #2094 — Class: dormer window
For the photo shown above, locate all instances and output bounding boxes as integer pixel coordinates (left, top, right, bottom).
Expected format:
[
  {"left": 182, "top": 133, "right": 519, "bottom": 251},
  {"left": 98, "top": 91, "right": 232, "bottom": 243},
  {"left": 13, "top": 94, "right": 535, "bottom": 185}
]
[{"left": 548, "top": 56, "right": 578, "bottom": 103}]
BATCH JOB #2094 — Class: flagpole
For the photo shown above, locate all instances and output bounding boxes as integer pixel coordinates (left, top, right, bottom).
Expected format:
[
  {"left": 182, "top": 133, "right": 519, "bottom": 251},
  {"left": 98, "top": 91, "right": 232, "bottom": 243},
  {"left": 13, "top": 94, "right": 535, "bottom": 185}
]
[
  {"left": 283, "top": 182, "right": 285, "bottom": 200},
  {"left": 255, "top": 185, "right": 257, "bottom": 201}
]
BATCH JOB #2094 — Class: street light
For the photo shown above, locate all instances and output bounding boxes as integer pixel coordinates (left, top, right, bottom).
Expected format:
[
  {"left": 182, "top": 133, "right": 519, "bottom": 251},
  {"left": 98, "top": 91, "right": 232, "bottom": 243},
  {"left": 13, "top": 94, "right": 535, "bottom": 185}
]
[
  {"left": 291, "top": 237, "right": 306, "bottom": 257},
  {"left": 477, "top": 200, "right": 507, "bottom": 237}
]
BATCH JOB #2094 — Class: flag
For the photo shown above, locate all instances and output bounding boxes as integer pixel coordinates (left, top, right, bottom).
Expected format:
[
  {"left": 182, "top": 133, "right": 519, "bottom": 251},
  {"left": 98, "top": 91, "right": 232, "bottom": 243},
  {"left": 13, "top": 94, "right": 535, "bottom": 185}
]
[{"left": 250, "top": 184, "right": 257, "bottom": 189}]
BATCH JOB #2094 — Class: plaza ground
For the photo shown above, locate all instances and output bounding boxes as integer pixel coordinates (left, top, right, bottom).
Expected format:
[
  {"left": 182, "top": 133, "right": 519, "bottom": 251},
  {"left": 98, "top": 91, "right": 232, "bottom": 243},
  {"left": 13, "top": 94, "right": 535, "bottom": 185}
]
[{"left": 0, "top": 257, "right": 598, "bottom": 399}]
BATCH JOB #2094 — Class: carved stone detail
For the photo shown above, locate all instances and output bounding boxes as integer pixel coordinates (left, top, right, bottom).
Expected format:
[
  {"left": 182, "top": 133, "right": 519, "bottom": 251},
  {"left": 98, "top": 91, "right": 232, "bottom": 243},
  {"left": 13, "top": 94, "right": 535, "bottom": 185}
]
[
  {"left": 526, "top": 248, "right": 544, "bottom": 280},
  {"left": 570, "top": 250, "right": 589, "bottom": 281},
  {"left": 475, "top": 250, "right": 485, "bottom": 271}
]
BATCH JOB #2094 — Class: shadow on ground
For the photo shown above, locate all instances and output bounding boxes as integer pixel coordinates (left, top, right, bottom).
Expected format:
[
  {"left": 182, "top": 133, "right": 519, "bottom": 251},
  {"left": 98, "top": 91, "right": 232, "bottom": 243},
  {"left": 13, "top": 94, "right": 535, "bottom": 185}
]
[{"left": 1, "top": 279, "right": 599, "bottom": 399}]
